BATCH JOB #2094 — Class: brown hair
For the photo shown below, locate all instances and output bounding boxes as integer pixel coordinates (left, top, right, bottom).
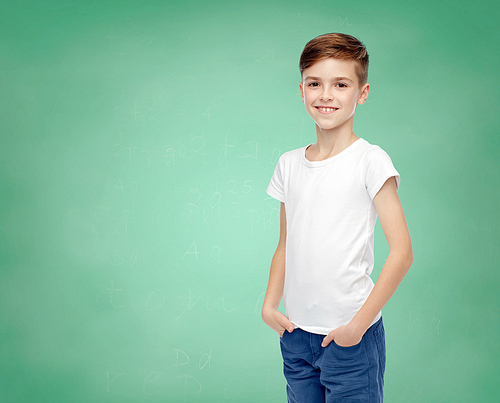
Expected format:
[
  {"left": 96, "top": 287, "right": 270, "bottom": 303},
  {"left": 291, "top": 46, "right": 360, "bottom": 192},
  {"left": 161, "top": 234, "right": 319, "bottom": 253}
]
[{"left": 299, "top": 33, "right": 369, "bottom": 86}]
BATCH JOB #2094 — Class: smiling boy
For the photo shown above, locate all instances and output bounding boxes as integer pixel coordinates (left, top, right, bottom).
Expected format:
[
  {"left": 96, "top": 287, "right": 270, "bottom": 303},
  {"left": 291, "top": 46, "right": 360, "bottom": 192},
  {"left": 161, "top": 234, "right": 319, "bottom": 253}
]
[{"left": 262, "top": 33, "right": 413, "bottom": 402}]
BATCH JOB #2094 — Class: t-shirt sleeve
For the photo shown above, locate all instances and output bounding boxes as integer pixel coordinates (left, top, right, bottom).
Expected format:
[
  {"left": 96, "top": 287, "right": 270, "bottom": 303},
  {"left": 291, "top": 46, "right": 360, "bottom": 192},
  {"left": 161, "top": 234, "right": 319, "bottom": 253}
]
[
  {"left": 266, "top": 157, "right": 285, "bottom": 203},
  {"left": 364, "top": 147, "right": 400, "bottom": 200}
]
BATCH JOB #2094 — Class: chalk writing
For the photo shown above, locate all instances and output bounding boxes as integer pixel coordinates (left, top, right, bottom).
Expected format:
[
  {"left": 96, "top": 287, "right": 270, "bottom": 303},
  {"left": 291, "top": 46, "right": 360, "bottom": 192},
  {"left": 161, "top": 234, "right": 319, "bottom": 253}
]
[
  {"left": 210, "top": 246, "right": 221, "bottom": 263},
  {"left": 408, "top": 310, "right": 419, "bottom": 332},
  {"left": 174, "top": 348, "right": 212, "bottom": 370},
  {"left": 430, "top": 318, "right": 440, "bottom": 335},
  {"left": 106, "top": 371, "right": 126, "bottom": 392},
  {"left": 97, "top": 280, "right": 125, "bottom": 308},
  {"left": 176, "top": 291, "right": 237, "bottom": 320},
  {"left": 255, "top": 49, "right": 275, "bottom": 63},
  {"left": 112, "top": 209, "right": 132, "bottom": 235},
  {"left": 143, "top": 372, "right": 161, "bottom": 395},
  {"left": 174, "top": 349, "right": 190, "bottom": 367},
  {"left": 177, "top": 375, "right": 202, "bottom": 400},
  {"left": 111, "top": 131, "right": 294, "bottom": 167},
  {"left": 240, "top": 140, "right": 262, "bottom": 164},
  {"left": 192, "top": 135, "right": 206, "bottom": 156},
  {"left": 113, "top": 180, "right": 139, "bottom": 193},
  {"left": 112, "top": 252, "right": 138, "bottom": 267},
  {"left": 182, "top": 241, "right": 200, "bottom": 260},
  {"left": 202, "top": 184, "right": 222, "bottom": 224},
  {"left": 408, "top": 311, "right": 442, "bottom": 335},
  {"left": 218, "top": 135, "right": 234, "bottom": 164},
  {"left": 145, "top": 288, "right": 165, "bottom": 311},
  {"left": 207, "top": 295, "right": 236, "bottom": 313},
  {"left": 199, "top": 347, "right": 212, "bottom": 370},
  {"left": 332, "top": 16, "right": 352, "bottom": 26},
  {"left": 176, "top": 291, "right": 202, "bottom": 320},
  {"left": 142, "top": 148, "right": 158, "bottom": 165}
]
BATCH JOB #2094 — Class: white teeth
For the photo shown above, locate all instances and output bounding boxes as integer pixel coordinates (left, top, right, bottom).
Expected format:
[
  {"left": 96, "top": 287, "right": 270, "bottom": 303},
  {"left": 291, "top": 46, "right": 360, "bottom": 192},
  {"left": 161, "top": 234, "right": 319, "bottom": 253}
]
[{"left": 318, "top": 107, "right": 336, "bottom": 112}]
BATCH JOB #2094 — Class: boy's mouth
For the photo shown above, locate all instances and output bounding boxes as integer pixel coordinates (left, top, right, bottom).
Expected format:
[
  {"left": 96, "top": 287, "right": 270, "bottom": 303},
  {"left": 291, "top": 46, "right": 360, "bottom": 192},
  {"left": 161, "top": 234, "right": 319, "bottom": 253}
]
[{"left": 315, "top": 106, "right": 338, "bottom": 113}]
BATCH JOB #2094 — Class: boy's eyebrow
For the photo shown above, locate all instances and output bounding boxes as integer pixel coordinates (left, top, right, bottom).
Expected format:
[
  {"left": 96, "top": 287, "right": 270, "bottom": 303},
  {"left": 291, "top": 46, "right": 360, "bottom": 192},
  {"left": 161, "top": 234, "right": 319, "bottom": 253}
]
[{"left": 303, "top": 75, "right": 354, "bottom": 82}]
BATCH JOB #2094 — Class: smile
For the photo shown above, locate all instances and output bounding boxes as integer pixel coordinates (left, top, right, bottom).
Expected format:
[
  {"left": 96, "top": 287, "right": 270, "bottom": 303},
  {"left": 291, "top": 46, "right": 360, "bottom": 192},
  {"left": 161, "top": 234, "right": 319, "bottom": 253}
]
[{"left": 315, "top": 106, "right": 338, "bottom": 113}]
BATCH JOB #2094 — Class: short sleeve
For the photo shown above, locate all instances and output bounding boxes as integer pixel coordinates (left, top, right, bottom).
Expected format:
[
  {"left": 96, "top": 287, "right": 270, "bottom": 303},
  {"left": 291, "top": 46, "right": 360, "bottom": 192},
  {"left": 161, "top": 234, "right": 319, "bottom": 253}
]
[
  {"left": 266, "top": 157, "right": 285, "bottom": 203},
  {"left": 364, "top": 147, "right": 400, "bottom": 200}
]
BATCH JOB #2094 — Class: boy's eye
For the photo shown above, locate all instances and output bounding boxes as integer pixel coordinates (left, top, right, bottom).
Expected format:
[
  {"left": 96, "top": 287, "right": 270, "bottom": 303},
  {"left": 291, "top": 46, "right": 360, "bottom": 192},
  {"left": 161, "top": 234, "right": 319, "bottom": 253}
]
[
  {"left": 336, "top": 83, "right": 347, "bottom": 88},
  {"left": 308, "top": 82, "right": 320, "bottom": 87}
]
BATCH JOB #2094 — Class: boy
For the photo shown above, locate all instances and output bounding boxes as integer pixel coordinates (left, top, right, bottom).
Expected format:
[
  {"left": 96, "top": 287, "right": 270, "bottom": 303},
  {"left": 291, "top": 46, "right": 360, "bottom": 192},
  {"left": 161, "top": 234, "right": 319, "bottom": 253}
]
[{"left": 262, "top": 33, "right": 413, "bottom": 402}]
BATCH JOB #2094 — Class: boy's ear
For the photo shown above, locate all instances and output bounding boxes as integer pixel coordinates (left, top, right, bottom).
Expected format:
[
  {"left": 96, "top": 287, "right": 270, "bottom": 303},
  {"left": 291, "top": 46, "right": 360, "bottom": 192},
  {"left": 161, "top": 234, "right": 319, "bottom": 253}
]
[
  {"left": 357, "top": 83, "right": 370, "bottom": 105},
  {"left": 299, "top": 81, "right": 305, "bottom": 104}
]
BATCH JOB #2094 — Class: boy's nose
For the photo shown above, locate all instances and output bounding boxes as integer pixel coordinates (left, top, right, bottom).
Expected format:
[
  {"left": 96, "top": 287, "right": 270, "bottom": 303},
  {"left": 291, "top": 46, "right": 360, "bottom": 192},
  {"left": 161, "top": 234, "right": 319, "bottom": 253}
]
[{"left": 320, "top": 88, "right": 334, "bottom": 101}]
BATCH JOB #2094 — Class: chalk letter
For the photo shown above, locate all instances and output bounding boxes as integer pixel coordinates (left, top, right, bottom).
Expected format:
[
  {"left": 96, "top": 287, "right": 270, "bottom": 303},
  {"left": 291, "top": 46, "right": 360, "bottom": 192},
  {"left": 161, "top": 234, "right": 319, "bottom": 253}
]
[
  {"left": 182, "top": 241, "right": 199, "bottom": 260},
  {"left": 174, "top": 349, "right": 190, "bottom": 367},
  {"left": 199, "top": 347, "right": 212, "bottom": 370}
]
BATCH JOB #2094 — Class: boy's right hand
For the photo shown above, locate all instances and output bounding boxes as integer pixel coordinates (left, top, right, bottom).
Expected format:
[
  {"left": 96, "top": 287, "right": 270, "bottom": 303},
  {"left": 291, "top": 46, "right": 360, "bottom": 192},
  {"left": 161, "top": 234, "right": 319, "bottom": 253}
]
[{"left": 262, "top": 306, "right": 294, "bottom": 338}]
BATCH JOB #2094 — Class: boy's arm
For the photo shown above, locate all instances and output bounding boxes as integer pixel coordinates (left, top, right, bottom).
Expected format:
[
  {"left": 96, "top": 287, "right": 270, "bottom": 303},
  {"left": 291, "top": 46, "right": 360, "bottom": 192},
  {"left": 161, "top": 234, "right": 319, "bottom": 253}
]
[
  {"left": 261, "top": 202, "right": 295, "bottom": 337},
  {"left": 322, "top": 177, "right": 413, "bottom": 347}
]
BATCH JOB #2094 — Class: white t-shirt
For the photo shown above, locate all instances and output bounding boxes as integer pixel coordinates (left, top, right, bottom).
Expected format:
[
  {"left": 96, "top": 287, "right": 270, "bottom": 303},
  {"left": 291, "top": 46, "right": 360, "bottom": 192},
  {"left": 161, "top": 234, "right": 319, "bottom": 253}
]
[{"left": 266, "top": 138, "right": 400, "bottom": 335}]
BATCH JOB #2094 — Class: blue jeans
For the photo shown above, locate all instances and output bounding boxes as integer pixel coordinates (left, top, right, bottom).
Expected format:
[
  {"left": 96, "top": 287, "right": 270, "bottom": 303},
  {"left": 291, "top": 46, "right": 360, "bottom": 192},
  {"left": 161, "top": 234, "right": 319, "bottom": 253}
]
[{"left": 280, "top": 317, "right": 386, "bottom": 403}]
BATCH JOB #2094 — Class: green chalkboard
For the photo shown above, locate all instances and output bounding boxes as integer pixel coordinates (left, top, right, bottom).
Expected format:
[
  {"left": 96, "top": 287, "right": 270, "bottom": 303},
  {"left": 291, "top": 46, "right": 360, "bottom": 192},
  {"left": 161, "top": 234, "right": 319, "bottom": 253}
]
[{"left": 1, "top": 0, "right": 499, "bottom": 401}]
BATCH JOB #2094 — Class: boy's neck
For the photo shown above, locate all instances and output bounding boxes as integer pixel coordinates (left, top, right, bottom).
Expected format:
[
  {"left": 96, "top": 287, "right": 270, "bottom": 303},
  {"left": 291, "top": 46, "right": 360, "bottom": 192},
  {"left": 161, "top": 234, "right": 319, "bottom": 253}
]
[{"left": 308, "top": 126, "right": 359, "bottom": 161}]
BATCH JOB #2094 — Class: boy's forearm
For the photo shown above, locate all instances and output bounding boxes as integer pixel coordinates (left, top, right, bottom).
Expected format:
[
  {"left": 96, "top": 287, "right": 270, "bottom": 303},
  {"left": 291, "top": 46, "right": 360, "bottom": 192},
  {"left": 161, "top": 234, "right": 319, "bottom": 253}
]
[
  {"left": 262, "top": 245, "right": 286, "bottom": 312},
  {"left": 262, "top": 244, "right": 295, "bottom": 335},
  {"left": 350, "top": 248, "right": 413, "bottom": 336}
]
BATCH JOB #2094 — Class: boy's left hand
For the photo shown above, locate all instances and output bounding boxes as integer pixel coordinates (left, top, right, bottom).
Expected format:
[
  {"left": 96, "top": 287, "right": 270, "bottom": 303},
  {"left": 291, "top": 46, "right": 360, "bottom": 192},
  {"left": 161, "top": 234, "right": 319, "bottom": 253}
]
[{"left": 321, "top": 324, "right": 363, "bottom": 348}]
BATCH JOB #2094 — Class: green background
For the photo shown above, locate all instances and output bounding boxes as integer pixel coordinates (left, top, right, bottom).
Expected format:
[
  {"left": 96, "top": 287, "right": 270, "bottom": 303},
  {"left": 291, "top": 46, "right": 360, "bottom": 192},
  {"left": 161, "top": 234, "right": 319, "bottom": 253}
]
[{"left": 1, "top": 0, "right": 499, "bottom": 401}]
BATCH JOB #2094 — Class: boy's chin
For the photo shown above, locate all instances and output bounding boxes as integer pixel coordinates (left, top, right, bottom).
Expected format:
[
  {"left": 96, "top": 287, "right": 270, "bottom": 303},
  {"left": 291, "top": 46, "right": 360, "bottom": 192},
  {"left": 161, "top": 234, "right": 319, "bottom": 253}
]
[{"left": 314, "top": 122, "right": 341, "bottom": 132}]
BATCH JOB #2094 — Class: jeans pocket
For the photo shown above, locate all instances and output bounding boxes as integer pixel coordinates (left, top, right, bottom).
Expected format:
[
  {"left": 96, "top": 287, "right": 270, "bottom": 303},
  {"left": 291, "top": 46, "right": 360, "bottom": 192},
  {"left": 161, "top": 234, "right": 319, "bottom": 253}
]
[
  {"left": 280, "top": 328, "right": 292, "bottom": 343},
  {"left": 331, "top": 338, "right": 363, "bottom": 350}
]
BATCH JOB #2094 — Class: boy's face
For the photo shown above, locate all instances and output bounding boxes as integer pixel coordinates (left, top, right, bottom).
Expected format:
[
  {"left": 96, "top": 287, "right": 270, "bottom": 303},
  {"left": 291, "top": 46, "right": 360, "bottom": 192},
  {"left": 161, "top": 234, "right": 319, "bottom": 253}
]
[{"left": 299, "top": 58, "right": 369, "bottom": 133}]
